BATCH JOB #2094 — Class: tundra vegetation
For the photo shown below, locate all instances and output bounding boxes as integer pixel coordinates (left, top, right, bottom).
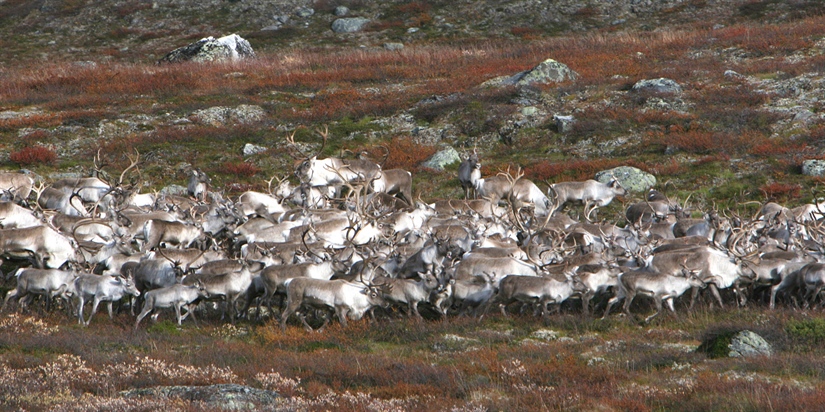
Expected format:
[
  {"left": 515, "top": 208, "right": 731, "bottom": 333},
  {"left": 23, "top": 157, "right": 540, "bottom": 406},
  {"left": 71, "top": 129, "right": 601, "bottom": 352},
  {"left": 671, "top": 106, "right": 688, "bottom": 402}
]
[{"left": 4, "top": 0, "right": 825, "bottom": 410}]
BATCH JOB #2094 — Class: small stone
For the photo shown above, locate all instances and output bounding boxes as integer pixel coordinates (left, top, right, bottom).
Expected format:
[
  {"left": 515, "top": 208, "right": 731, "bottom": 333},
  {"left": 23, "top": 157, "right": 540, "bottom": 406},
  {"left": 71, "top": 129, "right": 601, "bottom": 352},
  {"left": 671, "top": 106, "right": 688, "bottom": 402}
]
[
  {"left": 334, "top": 6, "right": 349, "bottom": 16},
  {"left": 407, "top": 27, "right": 419, "bottom": 33},
  {"left": 384, "top": 42, "right": 404, "bottom": 51}
]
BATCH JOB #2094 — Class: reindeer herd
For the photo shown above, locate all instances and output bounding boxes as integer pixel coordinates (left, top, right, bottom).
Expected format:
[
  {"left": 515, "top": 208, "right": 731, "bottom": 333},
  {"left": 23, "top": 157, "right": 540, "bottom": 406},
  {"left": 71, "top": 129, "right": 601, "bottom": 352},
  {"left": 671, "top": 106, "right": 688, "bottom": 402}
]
[{"left": 1, "top": 129, "right": 824, "bottom": 331}]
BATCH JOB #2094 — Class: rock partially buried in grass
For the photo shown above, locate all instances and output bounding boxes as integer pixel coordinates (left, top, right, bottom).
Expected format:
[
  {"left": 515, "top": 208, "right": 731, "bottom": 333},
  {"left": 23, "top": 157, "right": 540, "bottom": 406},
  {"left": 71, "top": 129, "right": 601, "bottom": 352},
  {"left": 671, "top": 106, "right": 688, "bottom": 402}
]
[
  {"left": 632, "top": 78, "right": 682, "bottom": 94},
  {"left": 121, "top": 384, "right": 283, "bottom": 409},
  {"left": 332, "top": 17, "right": 370, "bottom": 33},
  {"left": 421, "top": 147, "right": 461, "bottom": 171},
  {"left": 699, "top": 329, "right": 772, "bottom": 358},
  {"left": 802, "top": 159, "right": 825, "bottom": 177},
  {"left": 158, "top": 34, "right": 255, "bottom": 64}
]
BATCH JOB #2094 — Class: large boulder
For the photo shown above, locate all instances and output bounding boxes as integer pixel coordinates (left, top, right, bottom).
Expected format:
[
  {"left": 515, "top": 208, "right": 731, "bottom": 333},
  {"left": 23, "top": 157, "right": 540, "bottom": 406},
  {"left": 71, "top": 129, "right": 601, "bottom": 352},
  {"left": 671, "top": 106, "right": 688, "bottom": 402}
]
[
  {"left": 159, "top": 34, "right": 255, "bottom": 64},
  {"left": 802, "top": 159, "right": 825, "bottom": 177},
  {"left": 595, "top": 166, "right": 656, "bottom": 193},
  {"left": 729, "top": 330, "right": 773, "bottom": 357},
  {"left": 632, "top": 78, "right": 682, "bottom": 94},
  {"left": 332, "top": 17, "right": 370, "bottom": 33},
  {"left": 421, "top": 147, "right": 461, "bottom": 171},
  {"left": 485, "top": 58, "right": 578, "bottom": 87}
]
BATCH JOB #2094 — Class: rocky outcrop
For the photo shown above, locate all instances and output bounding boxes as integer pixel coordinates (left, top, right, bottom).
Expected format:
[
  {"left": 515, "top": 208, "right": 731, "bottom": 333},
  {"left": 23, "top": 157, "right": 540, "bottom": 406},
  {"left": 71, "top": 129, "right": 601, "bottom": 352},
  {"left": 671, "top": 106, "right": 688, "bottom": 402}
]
[
  {"left": 485, "top": 58, "right": 578, "bottom": 87},
  {"left": 159, "top": 34, "right": 255, "bottom": 64}
]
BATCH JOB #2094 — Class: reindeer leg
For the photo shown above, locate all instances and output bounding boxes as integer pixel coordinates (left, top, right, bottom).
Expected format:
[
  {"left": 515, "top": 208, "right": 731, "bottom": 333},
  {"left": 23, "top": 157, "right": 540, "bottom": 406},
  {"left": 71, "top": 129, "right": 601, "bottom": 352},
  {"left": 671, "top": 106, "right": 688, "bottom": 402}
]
[{"left": 644, "top": 297, "right": 664, "bottom": 323}]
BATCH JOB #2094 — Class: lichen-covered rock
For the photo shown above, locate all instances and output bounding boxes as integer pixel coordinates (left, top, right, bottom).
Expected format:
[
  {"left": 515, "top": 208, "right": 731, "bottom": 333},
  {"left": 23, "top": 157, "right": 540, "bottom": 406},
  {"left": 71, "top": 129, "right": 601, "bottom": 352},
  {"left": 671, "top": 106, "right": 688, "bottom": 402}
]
[
  {"left": 193, "top": 105, "right": 265, "bottom": 126},
  {"left": 516, "top": 58, "right": 579, "bottom": 86},
  {"left": 120, "top": 384, "right": 283, "bottom": 410},
  {"left": 243, "top": 143, "right": 267, "bottom": 157},
  {"left": 331, "top": 17, "right": 370, "bottom": 33},
  {"left": 421, "top": 147, "right": 461, "bottom": 171},
  {"left": 595, "top": 166, "right": 656, "bottom": 193},
  {"left": 729, "top": 330, "right": 772, "bottom": 357},
  {"left": 802, "top": 159, "right": 825, "bottom": 177},
  {"left": 384, "top": 42, "right": 404, "bottom": 51},
  {"left": 632, "top": 78, "right": 682, "bottom": 94},
  {"left": 159, "top": 34, "right": 254, "bottom": 64}
]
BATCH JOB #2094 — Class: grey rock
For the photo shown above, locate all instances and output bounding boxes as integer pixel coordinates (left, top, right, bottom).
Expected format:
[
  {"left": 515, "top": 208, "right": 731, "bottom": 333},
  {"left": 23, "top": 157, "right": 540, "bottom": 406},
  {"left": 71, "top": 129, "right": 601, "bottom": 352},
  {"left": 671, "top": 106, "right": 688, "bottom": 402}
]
[
  {"left": 407, "top": 27, "right": 419, "bottom": 33},
  {"left": 243, "top": 143, "right": 268, "bottom": 157},
  {"left": 553, "top": 114, "right": 575, "bottom": 133},
  {"left": 422, "top": 147, "right": 461, "bottom": 171},
  {"left": 276, "top": 15, "right": 290, "bottom": 24},
  {"left": 530, "top": 329, "right": 559, "bottom": 341},
  {"left": 384, "top": 42, "right": 404, "bottom": 51},
  {"left": 521, "top": 106, "right": 538, "bottom": 116},
  {"left": 160, "top": 184, "right": 188, "bottom": 196},
  {"left": 595, "top": 166, "right": 656, "bottom": 193},
  {"left": 802, "top": 159, "right": 825, "bottom": 177},
  {"left": 120, "top": 384, "right": 283, "bottom": 410},
  {"left": 334, "top": 6, "right": 349, "bottom": 16},
  {"left": 728, "top": 330, "right": 772, "bottom": 357},
  {"left": 632, "top": 78, "right": 682, "bottom": 94},
  {"left": 159, "top": 34, "right": 255, "bottom": 64},
  {"left": 295, "top": 7, "right": 314, "bottom": 18},
  {"left": 516, "top": 58, "right": 578, "bottom": 86},
  {"left": 194, "top": 105, "right": 265, "bottom": 126},
  {"left": 724, "top": 70, "right": 743, "bottom": 78},
  {"left": 332, "top": 17, "right": 370, "bottom": 33}
]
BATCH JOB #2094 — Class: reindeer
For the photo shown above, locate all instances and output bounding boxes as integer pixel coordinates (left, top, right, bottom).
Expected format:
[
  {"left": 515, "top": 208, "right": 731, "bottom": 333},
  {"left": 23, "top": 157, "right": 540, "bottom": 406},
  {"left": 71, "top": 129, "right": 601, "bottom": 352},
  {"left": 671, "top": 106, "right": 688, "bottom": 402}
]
[
  {"left": 0, "top": 225, "right": 78, "bottom": 269},
  {"left": 287, "top": 127, "right": 383, "bottom": 196},
  {"left": 0, "top": 171, "right": 34, "bottom": 204},
  {"left": 457, "top": 149, "right": 481, "bottom": 199},
  {"left": 134, "top": 280, "right": 209, "bottom": 329},
  {"left": 187, "top": 169, "right": 211, "bottom": 201},
  {"left": 0, "top": 201, "right": 43, "bottom": 229},
  {"left": 549, "top": 178, "right": 628, "bottom": 221},
  {"left": 487, "top": 273, "right": 588, "bottom": 318},
  {"left": 2, "top": 268, "right": 78, "bottom": 314},
  {"left": 279, "top": 277, "right": 391, "bottom": 331},
  {"left": 74, "top": 273, "right": 140, "bottom": 326},
  {"left": 141, "top": 219, "right": 206, "bottom": 251},
  {"left": 604, "top": 267, "right": 706, "bottom": 323}
]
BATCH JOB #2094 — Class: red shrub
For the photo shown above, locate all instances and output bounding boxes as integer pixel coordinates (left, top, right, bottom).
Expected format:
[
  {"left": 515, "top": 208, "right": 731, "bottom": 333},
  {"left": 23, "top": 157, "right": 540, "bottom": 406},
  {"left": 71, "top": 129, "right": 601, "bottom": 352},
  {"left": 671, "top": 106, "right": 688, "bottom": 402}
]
[
  {"left": 9, "top": 146, "right": 57, "bottom": 165},
  {"left": 222, "top": 160, "right": 261, "bottom": 177},
  {"left": 760, "top": 181, "right": 801, "bottom": 201}
]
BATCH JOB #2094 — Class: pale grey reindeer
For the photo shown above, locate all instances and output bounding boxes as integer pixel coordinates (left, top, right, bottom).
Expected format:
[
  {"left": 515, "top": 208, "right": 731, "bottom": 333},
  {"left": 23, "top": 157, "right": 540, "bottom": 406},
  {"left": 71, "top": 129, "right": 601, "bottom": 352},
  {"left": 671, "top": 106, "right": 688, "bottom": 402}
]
[
  {"left": 549, "top": 178, "right": 628, "bottom": 221},
  {"left": 134, "top": 280, "right": 209, "bottom": 330},
  {"left": 74, "top": 273, "right": 140, "bottom": 326}
]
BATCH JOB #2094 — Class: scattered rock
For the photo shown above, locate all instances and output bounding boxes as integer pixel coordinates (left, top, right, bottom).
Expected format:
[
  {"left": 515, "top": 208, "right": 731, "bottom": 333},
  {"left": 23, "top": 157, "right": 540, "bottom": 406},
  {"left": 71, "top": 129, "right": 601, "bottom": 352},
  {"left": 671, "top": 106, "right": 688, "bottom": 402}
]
[
  {"left": 421, "top": 147, "right": 461, "bottom": 171},
  {"left": 384, "top": 42, "right": 404, "bottom": 51},
  {"left": 242, "top": 143, "right": 268, "bottom": 157},
  {"left": 632, "top": 77, "right": 682, "bottom": 94},
  {"left": 332, "top": 17, "right": 370, "bottom": 33},
  {"left": 433, "top": 334, "right": 480, "bottom": 352},
  {"left": 334, "top": 6, "right": 349, "bottom": 16},
  {"left": 553, "top": 114, "right": 575, "bottom": 133},
  {"left": 594, "top": 166, "right": 656, "bottom": 193},
  {"left": 158, "top": 34, "right": 255, "bottom": 64},
  {"left": 120, "top": 384, "right": 283, "bottom": 410},
  {"left": 802, "top": 159, "right": 825, "bottom": 177},
  {"left": 728, "top": 330, "right": 772, "bottom": 358}
]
